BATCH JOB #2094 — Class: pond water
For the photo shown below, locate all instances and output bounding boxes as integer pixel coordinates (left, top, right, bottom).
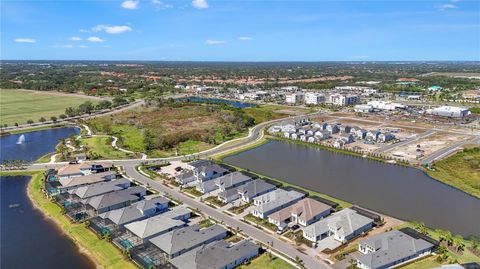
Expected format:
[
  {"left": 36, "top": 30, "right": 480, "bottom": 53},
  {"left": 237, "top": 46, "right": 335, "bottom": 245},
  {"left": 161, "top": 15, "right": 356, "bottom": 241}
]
[
  {"left": 0, "top": 127, "right": 79, "bottom": 163},
  {"left": 0, "top": 176, "right": 95, "bottom": 269},
  {"left": 224, "top": 140, "right": 480, "bottom": 237},
  {"left": 176, "top": 97, "right": 256, "bottom": 108}
]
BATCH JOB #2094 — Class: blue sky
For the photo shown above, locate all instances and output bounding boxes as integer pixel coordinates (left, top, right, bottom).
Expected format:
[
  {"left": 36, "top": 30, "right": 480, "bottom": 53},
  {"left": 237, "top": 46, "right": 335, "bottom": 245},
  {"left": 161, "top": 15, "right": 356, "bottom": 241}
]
[{"left": 2, "top": 0, "right": 479, "bottom": 61}]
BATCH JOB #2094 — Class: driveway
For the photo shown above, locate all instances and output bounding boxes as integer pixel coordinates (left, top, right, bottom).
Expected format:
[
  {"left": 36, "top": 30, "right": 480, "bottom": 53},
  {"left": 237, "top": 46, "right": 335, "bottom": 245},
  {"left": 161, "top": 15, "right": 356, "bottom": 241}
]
[{"left": 123, "top": 164, "right": 331, "bottom": 269}]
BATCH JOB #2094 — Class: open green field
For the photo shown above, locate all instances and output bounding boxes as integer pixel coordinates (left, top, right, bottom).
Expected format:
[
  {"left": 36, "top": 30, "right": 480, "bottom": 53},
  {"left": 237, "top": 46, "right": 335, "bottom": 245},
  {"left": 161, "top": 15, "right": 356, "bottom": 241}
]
[
  {"left": 428, "top": 146, "right": 480, "bottom": 199},
  {"left": 243, "top": 104, "right": 314, "bottom": 124},
  {"left": 27, "top": 171, "right": 137, "bottom": 269},
  {"left": 0, "top": 89, "right": 96, "bottom": 125},
  {"left": 241, "top": 253, "right": 295, "bottom": 269},
  {"left": 81, "top": 136, "right": 133, "bottom": 159},
  {"left": 87, "top": 103, "right": 253, "bottom": 157}
]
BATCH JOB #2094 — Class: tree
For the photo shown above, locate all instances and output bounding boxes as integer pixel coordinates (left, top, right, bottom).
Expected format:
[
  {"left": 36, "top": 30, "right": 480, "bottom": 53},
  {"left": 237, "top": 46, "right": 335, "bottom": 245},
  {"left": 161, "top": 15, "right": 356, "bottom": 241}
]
[
  {"left": 96, "top": 100, "right": 112, "bottom": 110},
  {"left": 112, "top": 96, "right": 128, "bottom": 107},
  {"left": 453, "top": 235, "right": 465, "bottom": 252},
  {"left": 78, "top": 101, "right": 94, "bottom": 114},
  {"left": 59, "top": 114, "right": 67, "bottom": 119},
  {"left": 27, "top": 119, "right": 34, "bottom": 124},
  {"left": 65, "top": 107, "right": 76, "bottom": 117},
  {"left": 39, "top": 117, "right": 46, "bottom": 122},
  {"left": 50, "top": 116, "right": 57, "bottom": 122},
  {"left": 14, "top": 122, "right": 19, "bottom": 127}
]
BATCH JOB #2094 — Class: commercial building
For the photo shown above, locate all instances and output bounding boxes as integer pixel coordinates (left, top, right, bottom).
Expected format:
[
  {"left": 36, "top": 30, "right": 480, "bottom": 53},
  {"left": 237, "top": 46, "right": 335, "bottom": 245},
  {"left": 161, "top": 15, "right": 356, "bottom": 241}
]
[
  {"left": 426, "top": 106, "right": 471, "bottom": 118},
  {"left": 329, "top": 94, "right": 360, "bottom": 106},
  {"left": 285, "top": 92, "right": 305, "bottom": 104},
  {"left": 305, "top": 92, "right": 326, "bottom": 105}
]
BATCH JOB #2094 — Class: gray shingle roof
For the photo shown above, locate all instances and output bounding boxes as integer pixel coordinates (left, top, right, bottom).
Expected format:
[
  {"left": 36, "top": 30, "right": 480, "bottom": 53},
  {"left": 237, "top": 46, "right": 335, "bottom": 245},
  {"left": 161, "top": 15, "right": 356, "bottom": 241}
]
[
  {"left": 85, "top": 186, "right": 146, "bottom": 210},
  {"left": 100, "top": 196, "right": 169, "bottom": 225},
  {"left": 72, "top": 178, "right": 130, "bottom": 199},
  {"left": 59, "top": 171, "right": 116, "bottom": 188},
  {"left": 170, "top": 240, "right": 259, "bottom": 269},
  {"left": 356, "top": 230, "right": 435, "bottom": 269},
  {"left": 124, "top": 214, "right": 186, "bottom": 239},
  {"left": 303, "top": 208, "right": 374, "bottom": 239},
  {"left": 237, "top": 179, "right": 276, "bottom": 200},
  {"left": 149, "top": 224, "right": 227, "bottom": 256},
  {"left": 214, "top": 172, "right": 253, "bottom": 189},
  {"left": 253, "top": 189, "right": 305, "bottom": 215}
]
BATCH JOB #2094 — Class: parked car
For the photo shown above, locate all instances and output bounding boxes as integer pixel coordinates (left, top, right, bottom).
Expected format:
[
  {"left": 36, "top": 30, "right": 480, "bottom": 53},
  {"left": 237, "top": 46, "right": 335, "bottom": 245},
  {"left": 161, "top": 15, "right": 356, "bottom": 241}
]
[
  {"left": 69, "top": 160, "right": 78, "bottom": 164},
  {"left": 174, "top": 167, "right": 183, "bottom": 172}
]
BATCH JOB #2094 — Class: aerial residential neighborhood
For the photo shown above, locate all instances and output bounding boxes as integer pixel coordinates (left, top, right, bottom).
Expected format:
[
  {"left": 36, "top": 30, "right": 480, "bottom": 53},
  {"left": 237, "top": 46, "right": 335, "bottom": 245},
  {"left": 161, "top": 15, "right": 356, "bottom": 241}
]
[{"left": 1, "top": 0, "right": 480, "bottom": 268}]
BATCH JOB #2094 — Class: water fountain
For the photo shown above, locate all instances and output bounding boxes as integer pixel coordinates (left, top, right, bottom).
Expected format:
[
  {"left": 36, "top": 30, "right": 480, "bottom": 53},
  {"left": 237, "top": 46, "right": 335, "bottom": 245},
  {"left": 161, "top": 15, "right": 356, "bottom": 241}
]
[{"left": 16, "top": 134, "right": 26, "bottom": 145}]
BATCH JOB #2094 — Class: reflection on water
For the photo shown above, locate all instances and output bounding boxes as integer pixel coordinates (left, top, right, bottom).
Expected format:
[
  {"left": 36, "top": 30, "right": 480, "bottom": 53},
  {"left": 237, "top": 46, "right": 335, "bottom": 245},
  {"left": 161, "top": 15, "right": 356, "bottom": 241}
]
[
  {"left": 224, "top": 140, "right": 480, "bottom": 237},
  {"left": 1, "top": 176, "right": 95, "bottom": 269},
  {"left": 0, "top": 127, "right": 79, "bottom": 162}
]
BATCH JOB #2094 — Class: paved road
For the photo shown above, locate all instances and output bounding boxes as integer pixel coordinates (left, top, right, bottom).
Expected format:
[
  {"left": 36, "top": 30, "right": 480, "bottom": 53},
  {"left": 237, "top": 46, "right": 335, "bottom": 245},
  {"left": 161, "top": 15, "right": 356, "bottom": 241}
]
[
  {"left": 421, "top": 136, "right": 480, "bottom": 163},
  {"left": 123, "top": 165, "right": 331, "bottom": 269},
  {"left": 25, "top": 112, "right": 315, "bottom": 171},
  {"left": 374, "top": 129, "right": 438, "bottom": 154}
]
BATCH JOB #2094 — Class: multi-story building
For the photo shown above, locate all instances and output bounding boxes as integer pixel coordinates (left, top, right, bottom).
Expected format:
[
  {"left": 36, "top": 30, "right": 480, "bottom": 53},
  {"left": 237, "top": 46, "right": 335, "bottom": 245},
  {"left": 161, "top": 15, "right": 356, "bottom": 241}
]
[{"left": 305, "top": 92, "right": 326, "bottom": 105}]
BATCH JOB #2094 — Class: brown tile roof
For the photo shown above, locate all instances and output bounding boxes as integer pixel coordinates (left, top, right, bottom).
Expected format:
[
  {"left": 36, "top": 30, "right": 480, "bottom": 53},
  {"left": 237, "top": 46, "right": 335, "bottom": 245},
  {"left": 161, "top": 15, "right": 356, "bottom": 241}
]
[{"left": 291, "top": 198, "right": 331, "bottom": 222}]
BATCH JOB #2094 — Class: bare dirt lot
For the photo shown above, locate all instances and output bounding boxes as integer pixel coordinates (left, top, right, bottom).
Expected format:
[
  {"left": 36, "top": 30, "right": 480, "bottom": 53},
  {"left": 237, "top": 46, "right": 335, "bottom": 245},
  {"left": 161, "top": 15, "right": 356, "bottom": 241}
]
[{"left": 389, "top": 132, "right": 472, "bottom": 162}]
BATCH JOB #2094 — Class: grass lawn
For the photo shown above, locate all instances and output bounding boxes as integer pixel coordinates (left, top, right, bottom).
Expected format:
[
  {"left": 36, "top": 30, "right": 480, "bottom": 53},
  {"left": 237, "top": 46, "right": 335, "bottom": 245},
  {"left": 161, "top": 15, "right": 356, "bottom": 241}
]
[
  {"left": 204, "top": 196, "right": 227, "bottom": 207},
  {"left": 243, "top": 104, "right": 314, "bottom": 124},
  {"left": 36, "top": 152, "right": 55, "bottom": 163},
  {"left": 182, "top": 186, "right": 203, "bottom": 197},
  {"left": 427, "top": 147, "right": 480, "bottom": 199},
  {"left": 240, "top": 253, "right": 295, "bottom": 269},
  {"left": 27, "top": 171, "right": 136, "bottom": 269},
  {"left": 396, "top": 222, "right": 480, "bottom": 267},
  {"left": 244, "top": 214, "right": 278, "bottom": 232},
  {"left": 0, "top": 89, "right": 96, "bottom": 125},
  {"left": 81, "top": 136, "right": 132, "bottom": 159},
  {"left": 177, "top": 140, "right": 212, "bottom": 155}
]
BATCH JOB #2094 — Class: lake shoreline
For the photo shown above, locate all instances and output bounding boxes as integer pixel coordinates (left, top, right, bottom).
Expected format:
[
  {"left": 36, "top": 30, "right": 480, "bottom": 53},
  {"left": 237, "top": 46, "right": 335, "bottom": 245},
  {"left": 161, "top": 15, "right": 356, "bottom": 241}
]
[
  {"left": 24, "top": 172, "right": 102, "bottom": 268},
  {"left": 223, "top": 139, "right": 480, "bottom": 237}
]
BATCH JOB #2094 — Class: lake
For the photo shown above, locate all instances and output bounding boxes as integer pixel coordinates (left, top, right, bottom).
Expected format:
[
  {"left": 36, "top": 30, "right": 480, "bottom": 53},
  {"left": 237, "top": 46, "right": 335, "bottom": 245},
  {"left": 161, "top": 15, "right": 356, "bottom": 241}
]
[
  {"left": 0, "top": 127, "right": 95, "bottom": 269},
  {"left": 0, "top": 127, "right": 79, "bottom": 163},
  {"left": 0, "top": 176, "right": 95, "bottom": 269},
  {"left": 176, "top": 97, "right": 257, "bottom": 108},
  {"left": 224, "top": 140, "right": 480, "bottom": 237}
]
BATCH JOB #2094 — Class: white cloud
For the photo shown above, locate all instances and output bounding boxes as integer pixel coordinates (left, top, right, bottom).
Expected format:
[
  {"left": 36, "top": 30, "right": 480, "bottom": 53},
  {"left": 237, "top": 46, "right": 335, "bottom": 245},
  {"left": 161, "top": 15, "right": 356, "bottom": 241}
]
[
  {"left": 70, "top": 36, "right": 82, "bottom": 41},
  {"left": 152, "top": 0, "right": 172, "bottom": 10},
  {"left": 79, "top": 45, "right": 89, "bottom": 48},
  {"left": 238, "top": 36, "right": 253, "bottom": 41},
  {"left": 192, "top": 0, "right": 208, "bottom": 9},
  {"left": 92, "top": 25, "right": 132, "bottom": 34},
  {"left": 63, "top": 44, "right": 74, "bottom": 48},
  {"left": 438, "top": 4, "right": 458, "bottom": 10},
  {"left": 87, "top": 36, "right": 105, "bottom": 42},
  {"left": 79, "top": 29, "right": 90, "bottom": 33},
  {"left": 450, "top": 0, "right": 460, "bottom": 2},
  {"left": 352, "top": 55, "right": 371, "bottom": 60},
  {"left": 15, "top": 38, "right": 36, "bottom": 43},
  {"left": 205, "top": 39, "right": 226, "bottom": 45},
  {"left": 121, "top": 0, "right": 139, "bottom": 9}
]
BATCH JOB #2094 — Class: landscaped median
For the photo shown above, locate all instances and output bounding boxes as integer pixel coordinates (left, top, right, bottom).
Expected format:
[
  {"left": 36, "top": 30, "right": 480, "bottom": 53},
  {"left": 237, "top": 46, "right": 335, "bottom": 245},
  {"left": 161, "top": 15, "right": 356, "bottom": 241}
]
[{"left": 24, "top": 171, "right": 136, "bottom": 269}]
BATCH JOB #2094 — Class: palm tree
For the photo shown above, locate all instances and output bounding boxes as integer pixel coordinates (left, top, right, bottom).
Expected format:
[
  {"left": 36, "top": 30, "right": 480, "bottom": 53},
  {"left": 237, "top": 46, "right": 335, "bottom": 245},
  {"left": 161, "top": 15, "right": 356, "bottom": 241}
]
[
  {"left": 444, "top": 231, "right": 453, "bottom": 246},
  {"left": 453, "top": 235, "right": 465, "bottom": 252}
]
